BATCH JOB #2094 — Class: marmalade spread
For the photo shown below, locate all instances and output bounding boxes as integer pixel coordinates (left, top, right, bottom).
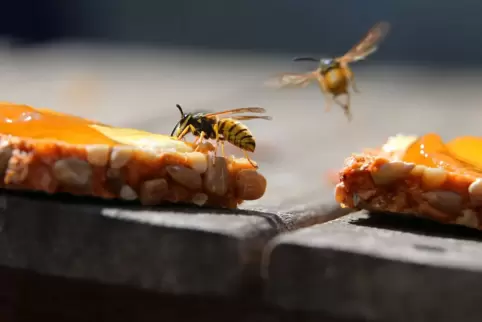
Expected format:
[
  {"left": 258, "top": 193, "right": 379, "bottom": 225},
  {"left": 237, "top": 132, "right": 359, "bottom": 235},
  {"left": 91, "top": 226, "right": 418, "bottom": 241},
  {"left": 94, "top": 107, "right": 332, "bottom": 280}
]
[
  {"left": 403, "top": 133, "right": 482, "bottom": 176},
  {"left": 0, "top": 102, "right": 115, "bottom": 145}
]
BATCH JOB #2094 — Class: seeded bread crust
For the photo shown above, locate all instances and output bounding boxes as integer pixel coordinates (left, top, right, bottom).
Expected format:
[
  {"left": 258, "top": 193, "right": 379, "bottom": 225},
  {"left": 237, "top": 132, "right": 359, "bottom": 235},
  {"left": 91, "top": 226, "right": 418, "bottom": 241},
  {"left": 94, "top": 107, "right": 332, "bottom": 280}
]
[
  {"left": 335, "top": 143, "right": 482, "bottom": 230},
  {"left": 0, "top": 135, "right": 267, "bottom": 208}
]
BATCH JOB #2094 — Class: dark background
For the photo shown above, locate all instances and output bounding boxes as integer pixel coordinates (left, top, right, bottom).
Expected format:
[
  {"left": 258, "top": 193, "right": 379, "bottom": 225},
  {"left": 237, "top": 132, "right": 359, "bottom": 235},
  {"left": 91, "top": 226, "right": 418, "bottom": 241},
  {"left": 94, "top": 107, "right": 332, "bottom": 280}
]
[{"left": 1, "top": 1, "right": 480, "bottom": 66}]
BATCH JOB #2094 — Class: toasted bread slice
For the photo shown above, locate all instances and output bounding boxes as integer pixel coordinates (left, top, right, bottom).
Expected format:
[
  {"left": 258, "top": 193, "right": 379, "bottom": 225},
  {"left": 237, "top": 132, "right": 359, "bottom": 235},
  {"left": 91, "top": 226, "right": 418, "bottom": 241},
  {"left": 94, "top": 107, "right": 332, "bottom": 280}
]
[
  {"left": 335, "top": 133, "right": 482, "bottom": 230},
  {"left": 0, "top": 102, "right": 267, "bottom": 208}
]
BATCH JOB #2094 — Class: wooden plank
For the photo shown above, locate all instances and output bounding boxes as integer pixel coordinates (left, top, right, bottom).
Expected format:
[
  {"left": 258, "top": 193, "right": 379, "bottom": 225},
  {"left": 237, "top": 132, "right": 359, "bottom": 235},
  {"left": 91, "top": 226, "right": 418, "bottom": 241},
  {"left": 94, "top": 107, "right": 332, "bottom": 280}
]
[
  {"left": 265, "top": 211, "right": 482, "bottom": 322},
  {"left": 0, "top": 190, "right": 344, "bottom": 296}
]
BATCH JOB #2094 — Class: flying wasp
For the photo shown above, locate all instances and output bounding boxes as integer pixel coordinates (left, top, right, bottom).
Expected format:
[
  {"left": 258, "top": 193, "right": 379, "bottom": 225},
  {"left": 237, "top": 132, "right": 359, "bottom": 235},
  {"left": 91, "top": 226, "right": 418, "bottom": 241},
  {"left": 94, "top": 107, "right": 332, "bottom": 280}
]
[
  {"left": 268, "top": 21, "right": 390, "bottom": 121},
  {"left": 170, "top": 104, "right": 272, "bottom": 168}
]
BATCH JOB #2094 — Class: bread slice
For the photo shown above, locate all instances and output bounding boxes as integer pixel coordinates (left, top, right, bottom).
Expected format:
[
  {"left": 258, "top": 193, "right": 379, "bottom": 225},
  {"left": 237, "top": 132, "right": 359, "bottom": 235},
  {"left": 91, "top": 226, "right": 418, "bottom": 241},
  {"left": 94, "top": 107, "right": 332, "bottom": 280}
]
[
  {"left": 0, "top": 102, "right": 267, "bottom": 208},
  {"left": 335, "top": 134, "right": 482, "bottom": 230}
]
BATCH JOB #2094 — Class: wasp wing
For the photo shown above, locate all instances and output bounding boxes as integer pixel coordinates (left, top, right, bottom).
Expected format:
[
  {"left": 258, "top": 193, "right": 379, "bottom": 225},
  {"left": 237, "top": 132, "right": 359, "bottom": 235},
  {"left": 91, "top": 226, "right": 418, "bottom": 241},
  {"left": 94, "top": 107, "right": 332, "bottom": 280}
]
[
  {"left": 204, "top": 107, "right": 267, "bottom": 118},
  {"left": 264, "top": 71, "right": 318, "bottom": 89},
  {"left": 337, "top": 21, "right": 390, "bottom": 64},
  {"left": 230, "top": 115, "right": 272, "bottom": 121}
]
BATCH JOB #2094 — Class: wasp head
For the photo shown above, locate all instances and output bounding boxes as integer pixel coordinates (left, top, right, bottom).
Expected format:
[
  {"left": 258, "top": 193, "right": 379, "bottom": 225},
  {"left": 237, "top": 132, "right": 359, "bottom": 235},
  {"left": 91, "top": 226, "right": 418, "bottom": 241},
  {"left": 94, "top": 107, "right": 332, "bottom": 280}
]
[
  {"left": 292, "top": 56, "right": 338, "bottom": 73},
  {"left": 319, "top": 58, "right": 338, "bottom": 73}
]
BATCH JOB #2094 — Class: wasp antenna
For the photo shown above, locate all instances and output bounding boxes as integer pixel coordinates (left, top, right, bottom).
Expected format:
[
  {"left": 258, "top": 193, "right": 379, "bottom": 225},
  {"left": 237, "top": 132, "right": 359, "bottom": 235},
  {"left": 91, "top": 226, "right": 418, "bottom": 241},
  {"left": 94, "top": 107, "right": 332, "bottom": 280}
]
[
  {"left": 292, "top": 57, "right": 319, "bottom": 62},
  {"left": 175, "top": 104, "right": 185, "bottom": 116}
]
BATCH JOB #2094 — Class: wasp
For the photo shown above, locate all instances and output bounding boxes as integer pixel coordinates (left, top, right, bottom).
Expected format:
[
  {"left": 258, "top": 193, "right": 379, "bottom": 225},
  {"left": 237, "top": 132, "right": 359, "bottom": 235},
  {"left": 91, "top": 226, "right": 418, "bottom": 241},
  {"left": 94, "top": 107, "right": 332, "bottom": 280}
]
[
  {"left": 171, "top": 104, "right": 272, "bottom": 168},
  {"left": 269, "top": 21, "right": 390, "bottom": 121}
]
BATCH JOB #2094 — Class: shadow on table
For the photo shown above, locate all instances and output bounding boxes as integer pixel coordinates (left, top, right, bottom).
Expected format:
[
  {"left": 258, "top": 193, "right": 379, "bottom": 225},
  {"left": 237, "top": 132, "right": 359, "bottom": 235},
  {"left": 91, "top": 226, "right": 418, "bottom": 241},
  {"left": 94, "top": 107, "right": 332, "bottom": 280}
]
[
  {"left": 0, "top": 189, "right": 289, "bottom": 231},
  {"left": 350, "top": 211, "right": 482, "bottom": 242}
]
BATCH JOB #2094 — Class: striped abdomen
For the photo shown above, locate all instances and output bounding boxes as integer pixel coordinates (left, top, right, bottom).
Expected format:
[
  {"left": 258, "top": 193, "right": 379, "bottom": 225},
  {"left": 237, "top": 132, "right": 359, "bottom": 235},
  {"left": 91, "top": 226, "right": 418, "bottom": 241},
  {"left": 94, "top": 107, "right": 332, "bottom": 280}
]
[{"left": 217, "top": 119, "right": 256, "bottom": 152}]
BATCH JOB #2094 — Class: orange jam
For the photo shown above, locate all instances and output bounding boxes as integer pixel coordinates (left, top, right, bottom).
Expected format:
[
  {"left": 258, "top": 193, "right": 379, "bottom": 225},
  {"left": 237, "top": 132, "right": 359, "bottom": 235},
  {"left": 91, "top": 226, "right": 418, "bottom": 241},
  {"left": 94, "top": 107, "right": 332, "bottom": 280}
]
[
  {"left": 0, "top": 102, "right": 117, "bottom": 145},
  {"left": 402, "top": 132, "right": 482, "bottom": 175}
]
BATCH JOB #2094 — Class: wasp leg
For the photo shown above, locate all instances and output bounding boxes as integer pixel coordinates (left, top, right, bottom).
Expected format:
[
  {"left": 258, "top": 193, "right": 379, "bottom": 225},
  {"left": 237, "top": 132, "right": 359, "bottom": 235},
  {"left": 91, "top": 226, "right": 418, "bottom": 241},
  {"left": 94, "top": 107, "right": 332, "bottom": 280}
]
[
  {"left": 177, "top": 125, "right": 197, "bottom": 141},
  {"left": 220, "top": 141, "right": 226, "bottom": 158},
  {"left": 317, "top": 76, "right": 332, "bottom": 112},
  {"left": 243, "top": 150, "right": 258, "bottom": 169},
  {"left": 342, "top": 65, "right": 360, "bottom": 93},
  {"left": 177, "top": 127, "right": 190, "bottom": 140},
  {"left": 193, "top": 131, "right": 206, "bottom": 145},
  {"left": 334, "top": 93, "right": 352, "bottom": 122},
  {"left": 193, "top": 131, "right": 206, "bottom": 152},
  {"left": 212, "top": 119, "right": 221, "bottom": 165}
]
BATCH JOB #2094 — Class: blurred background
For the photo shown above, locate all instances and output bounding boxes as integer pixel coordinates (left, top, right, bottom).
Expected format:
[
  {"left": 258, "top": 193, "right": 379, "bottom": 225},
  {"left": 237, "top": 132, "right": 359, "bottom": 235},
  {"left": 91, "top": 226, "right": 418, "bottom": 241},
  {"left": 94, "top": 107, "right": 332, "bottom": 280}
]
[
  {"left": 3, "top": 0, "right": 481, "bottom": 65},
  {"left": 1, "top": 0, "right": 482, "bottom": 208}
]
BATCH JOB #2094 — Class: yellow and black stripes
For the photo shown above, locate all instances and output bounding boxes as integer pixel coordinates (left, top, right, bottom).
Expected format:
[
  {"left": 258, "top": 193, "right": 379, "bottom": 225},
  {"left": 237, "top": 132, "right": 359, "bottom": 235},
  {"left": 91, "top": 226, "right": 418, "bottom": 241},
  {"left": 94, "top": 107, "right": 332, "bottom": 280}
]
[{"left": 217, "top": 119, "right": 256, "bottom": 152}]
